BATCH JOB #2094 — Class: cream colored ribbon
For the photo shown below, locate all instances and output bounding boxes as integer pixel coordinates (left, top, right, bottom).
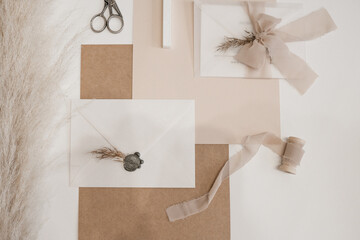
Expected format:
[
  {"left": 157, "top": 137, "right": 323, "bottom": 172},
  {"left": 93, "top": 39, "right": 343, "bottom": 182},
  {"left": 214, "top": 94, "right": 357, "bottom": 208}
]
[
  {"left": 166, "top": 132, "right": 306, "bottom": 222},
  {"left": 234, "top": 2, "right": 337, "bottom": 94}
]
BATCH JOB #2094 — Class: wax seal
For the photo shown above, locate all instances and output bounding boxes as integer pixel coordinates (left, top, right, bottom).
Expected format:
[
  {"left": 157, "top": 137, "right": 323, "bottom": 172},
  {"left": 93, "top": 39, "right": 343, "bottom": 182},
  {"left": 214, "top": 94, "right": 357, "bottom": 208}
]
[{"left": 123, "top": 152, "right": 144, "bottom": 172}]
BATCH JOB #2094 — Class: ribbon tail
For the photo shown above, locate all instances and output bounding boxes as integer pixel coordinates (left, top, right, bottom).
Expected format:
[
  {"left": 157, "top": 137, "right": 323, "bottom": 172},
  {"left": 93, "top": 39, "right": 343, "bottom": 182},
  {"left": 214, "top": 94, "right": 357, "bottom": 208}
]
[
  {"left": 272, "top": 51, "right": 318, "bottom": 95},
  {"left": 275, "top": 8, "right": 337, "bottom": 42},
  {"left": 266, "top": 36, "right": 318, "bottom": 95},
  {"left": 166, "top": 133, "right": 306, "bottom": 222},
  {"left": 244, "top": 2, "right": 265, "bottom": 33}
]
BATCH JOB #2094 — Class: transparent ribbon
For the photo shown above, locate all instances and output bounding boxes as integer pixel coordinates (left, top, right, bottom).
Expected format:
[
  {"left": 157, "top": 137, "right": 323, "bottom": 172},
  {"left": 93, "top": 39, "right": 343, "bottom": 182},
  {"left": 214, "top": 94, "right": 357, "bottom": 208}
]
[
  {"left": 166, "top": 132, "right": 306, "bottom": 222},
  {"left": 234, "top": 2, "right": 337, "bottom": 94}
]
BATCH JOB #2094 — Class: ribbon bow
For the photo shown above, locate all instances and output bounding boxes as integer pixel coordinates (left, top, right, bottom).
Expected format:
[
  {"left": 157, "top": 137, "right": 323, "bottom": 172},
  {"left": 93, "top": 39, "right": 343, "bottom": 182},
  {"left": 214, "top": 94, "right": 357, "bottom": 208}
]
[{"left": 234, "top": 3, "right": 337, "bottom": 94}]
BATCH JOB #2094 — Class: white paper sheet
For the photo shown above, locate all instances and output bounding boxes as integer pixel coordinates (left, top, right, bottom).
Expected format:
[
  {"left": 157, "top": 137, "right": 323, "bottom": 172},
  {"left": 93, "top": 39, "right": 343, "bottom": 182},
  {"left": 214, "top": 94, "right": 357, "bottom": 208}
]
[
  {"left": 70, "top": 100, "right": 195, "bottom": 188},
  {"left": 195, "top": 0, "right": 305, "bottom": 79}
]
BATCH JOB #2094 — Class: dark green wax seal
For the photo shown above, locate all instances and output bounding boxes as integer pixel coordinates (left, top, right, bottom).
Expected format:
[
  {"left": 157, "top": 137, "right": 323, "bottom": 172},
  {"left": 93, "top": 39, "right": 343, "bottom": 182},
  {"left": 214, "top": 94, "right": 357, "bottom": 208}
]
[{"left": 123, "top": 152, "right": 144, "bottom": 172}]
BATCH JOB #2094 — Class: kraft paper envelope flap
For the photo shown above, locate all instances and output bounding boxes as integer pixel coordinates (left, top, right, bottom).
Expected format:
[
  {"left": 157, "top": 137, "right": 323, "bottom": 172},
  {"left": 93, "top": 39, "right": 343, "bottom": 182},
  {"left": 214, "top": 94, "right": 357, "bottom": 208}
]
[
  {"left": 70, "top": 99, "right": 195, "bottom": 188},
  {"left": 81, "top": 45, "right": 133, "bottom": 99},
  {"left": 79, "top": 145, "right": 230, "bottom": 240},
  {"left": 196, "top": 0, "right": 305, "bottom": 78},
  {"left": 132, "top": 0, "right": 281, "bottom": 144}
]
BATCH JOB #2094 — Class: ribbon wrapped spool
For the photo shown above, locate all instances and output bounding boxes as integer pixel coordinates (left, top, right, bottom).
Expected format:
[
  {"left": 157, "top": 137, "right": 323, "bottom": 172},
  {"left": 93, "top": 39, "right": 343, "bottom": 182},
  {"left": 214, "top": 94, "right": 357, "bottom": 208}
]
[
  {"left": 279, "top": 137, "right": 306, "bottom": 174},
  {"left": 231, "top": 3, "right": 337, "bottom": 94},
  {"left": 166, "top": 132, "right": 306, "bottom": 222}
]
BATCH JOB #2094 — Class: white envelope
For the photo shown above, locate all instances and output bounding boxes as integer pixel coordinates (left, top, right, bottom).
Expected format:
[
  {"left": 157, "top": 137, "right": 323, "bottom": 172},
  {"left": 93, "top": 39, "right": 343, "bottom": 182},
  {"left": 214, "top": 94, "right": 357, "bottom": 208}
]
[
  {"left": 195, "top": 0, "right": 305, "bottom": 79},
  {"left": 70, "top": 100, "right": 195, "bottom": 188}
]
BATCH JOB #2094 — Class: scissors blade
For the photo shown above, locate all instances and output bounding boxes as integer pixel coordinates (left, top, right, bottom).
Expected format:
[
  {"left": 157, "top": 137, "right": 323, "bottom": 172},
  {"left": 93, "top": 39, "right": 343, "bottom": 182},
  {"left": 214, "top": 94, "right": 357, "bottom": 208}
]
[
  {"left": 96, "top": 0, "right": 109, "bottom": 15},
  {"left": 110, "top": 0, "right": 123, "bottom": 18}
]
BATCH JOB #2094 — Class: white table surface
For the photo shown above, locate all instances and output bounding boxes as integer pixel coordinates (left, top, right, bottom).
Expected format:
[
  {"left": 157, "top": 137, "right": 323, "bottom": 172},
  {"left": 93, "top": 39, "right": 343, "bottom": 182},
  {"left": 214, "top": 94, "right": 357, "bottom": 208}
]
[{"left": 38, "top": 0, "right": 360, "bottom": 239}]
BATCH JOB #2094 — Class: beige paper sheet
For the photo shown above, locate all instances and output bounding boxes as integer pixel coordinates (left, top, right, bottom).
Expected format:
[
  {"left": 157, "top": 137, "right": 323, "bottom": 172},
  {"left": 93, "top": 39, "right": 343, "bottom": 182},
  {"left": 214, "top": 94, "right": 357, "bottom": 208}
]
[{"left": 132, "top": 0, "right": 280, "bottom": 144}]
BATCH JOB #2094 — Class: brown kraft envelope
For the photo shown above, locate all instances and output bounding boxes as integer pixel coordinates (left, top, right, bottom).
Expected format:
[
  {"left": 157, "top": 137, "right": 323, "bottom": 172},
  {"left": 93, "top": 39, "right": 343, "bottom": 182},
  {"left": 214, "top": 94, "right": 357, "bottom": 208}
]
[{"left": 79, "top": 45, "right": 231, "bottom": 239}]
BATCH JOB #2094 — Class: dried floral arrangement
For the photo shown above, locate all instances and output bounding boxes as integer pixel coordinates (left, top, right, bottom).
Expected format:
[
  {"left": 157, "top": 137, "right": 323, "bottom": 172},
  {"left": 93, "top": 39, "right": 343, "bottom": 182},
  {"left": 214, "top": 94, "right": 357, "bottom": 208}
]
[
  {"left": 0, "top": 0, "right": 73, "bottom": 239},
  {"left": 216, "top": 31, "right": 256, "bottom": 52},
  {"left": 91, "top": 147, "right": 144, "bottom": 172}
]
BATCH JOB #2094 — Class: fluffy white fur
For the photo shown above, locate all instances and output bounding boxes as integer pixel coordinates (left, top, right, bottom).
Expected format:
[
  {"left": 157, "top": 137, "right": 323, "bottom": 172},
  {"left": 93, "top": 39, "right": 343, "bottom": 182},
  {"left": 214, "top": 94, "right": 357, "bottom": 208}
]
[{"left": 0, "top": 1, "right": 72, "bottom": 239}]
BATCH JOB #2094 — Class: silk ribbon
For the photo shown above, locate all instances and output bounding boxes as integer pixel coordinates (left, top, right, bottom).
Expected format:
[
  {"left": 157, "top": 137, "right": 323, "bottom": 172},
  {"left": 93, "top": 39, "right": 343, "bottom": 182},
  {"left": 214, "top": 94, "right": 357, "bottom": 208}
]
[
  {"left": 234, "top": 3, "right": 337, "bottom": 94},
  {"left": 166, "top": 132, "right": 306, "bottom": 222}
]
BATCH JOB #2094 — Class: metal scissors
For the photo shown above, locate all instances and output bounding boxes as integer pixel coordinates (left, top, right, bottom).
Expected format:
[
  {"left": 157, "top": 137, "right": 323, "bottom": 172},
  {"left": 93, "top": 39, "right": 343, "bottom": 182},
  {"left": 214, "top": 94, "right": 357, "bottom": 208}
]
[{"left": 90, "top": 0, "right": 124, "bottom": 34}]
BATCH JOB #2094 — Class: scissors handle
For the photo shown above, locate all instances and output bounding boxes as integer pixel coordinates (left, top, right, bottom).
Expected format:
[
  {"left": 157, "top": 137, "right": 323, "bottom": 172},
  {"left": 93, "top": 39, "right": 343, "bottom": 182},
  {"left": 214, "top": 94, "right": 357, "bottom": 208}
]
[
  {"left": 90, "top": 1, "right": 108, "bottom": 33},
  {"left": 106, "top": 15, "right": 124, "bottom": 34},
  {"left": 90, "top": 14, "right": 107, "bottom": 33},
  {"left": 106, "top": 0, "right": 124, "bottom": 34},
  {"left": 90, "top": 0, "right": 124, "bottom": 34}
]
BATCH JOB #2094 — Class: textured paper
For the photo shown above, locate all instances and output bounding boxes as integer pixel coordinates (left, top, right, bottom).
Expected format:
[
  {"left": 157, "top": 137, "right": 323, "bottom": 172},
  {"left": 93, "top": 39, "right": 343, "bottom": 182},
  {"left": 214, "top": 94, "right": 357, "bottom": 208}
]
[
  {"left": 132, "top": 0, "right": 280, "bottom": 144},
  {"left": 196, "top": 0, "right": 305, "bottom": 78},
  {"left": 79, "top": 145, "right": 230, "bottom": 240},
  {"left": 70, "top": 99, "right": 195, "bottom": 188},
  {"left": 80, "top": 45, "right": 133, "bottom": 99},
  {"left": 80, "top": 43, "right": 231, "bottom": 238}
]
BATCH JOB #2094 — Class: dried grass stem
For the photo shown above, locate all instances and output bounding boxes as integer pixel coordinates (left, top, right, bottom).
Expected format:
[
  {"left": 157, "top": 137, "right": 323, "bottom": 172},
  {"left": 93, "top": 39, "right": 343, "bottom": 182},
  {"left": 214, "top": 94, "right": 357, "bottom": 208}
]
[
  {"left": 217, "top": 31, "right": 256, "bottom": 52},
  {"left": 91, "top": 147, "right": 126, "bottom": 161}
]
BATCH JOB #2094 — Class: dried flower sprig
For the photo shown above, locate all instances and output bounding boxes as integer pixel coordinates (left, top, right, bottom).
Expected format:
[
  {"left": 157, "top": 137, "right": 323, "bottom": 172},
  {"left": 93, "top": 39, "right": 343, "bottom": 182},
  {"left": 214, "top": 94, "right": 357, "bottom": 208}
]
[
  {"left": 91, "top": 147, "right": 126, "bottom": 161},
  {"left": 91, "top": 146, "right": 144, "bottom": 172},
  {"left": 216, "top": 31, "right": 256, "bottom": 52}
]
